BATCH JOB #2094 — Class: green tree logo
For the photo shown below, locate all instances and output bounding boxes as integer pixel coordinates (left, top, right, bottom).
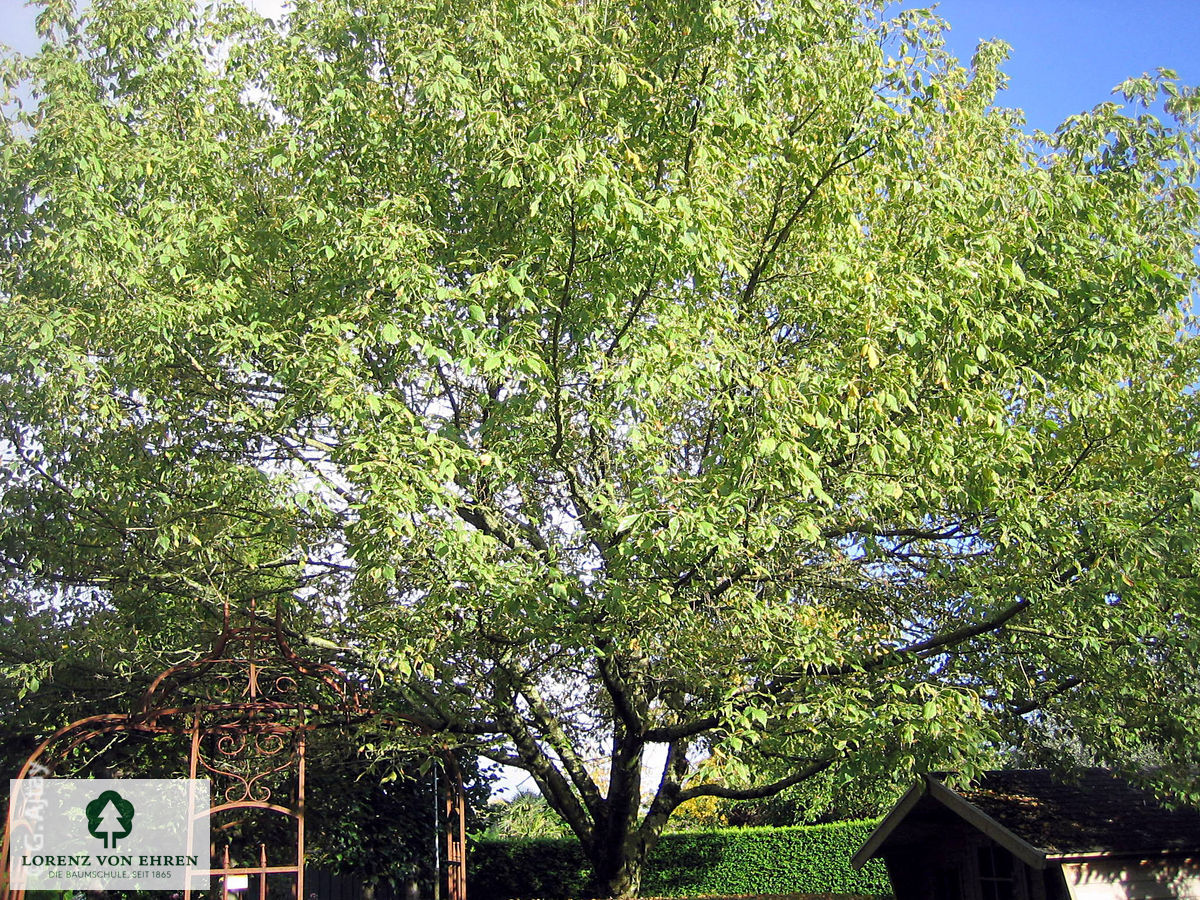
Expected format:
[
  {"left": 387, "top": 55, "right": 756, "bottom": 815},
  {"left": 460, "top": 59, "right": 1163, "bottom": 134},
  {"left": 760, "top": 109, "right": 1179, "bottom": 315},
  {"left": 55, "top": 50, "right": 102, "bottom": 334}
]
[{"left": 86, "top": 790, "right": 135, "bottom": 849}]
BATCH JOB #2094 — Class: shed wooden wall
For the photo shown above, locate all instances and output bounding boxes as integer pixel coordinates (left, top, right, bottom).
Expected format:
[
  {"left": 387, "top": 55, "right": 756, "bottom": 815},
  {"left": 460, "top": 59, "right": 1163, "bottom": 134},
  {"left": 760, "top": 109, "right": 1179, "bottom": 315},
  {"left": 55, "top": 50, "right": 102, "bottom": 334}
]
[{"left": 881, "top": 829, "right": 1065, "bottom": 900}]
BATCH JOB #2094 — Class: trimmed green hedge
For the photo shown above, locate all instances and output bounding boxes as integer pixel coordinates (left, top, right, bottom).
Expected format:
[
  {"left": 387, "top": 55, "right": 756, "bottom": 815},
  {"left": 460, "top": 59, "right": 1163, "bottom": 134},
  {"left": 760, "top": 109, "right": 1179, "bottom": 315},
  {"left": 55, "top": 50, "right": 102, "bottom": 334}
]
[
  {"left": 642, "top": 822, "right": 889, "bottom": 897},
  {"left": 468, "top": 821, "right": 891, "bottom": 899}
]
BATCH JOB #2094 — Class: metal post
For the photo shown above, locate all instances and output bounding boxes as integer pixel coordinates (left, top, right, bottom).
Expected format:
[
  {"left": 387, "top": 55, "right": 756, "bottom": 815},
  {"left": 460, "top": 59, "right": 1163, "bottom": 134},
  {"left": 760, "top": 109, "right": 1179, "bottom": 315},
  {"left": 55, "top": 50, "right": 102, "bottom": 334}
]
[{"left": 432, "top": 767, "right": 441, "bottom": 900}]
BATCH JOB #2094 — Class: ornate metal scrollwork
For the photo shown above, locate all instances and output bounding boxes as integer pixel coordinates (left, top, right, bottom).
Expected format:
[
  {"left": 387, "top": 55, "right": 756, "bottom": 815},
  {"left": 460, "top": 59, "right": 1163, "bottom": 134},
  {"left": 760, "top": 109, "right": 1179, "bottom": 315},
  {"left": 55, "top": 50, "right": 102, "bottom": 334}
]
[{"left": 1, "top": 603, "right": 468, "bottom": 900}]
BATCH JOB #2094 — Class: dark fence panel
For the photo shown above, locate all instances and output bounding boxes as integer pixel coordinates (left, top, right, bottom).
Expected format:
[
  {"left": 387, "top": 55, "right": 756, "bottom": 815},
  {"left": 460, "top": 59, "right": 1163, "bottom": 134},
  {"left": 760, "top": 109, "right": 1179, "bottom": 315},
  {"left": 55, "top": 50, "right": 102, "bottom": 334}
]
[{"left": 305, "top": 867, "right": 414, "bottom": 900}]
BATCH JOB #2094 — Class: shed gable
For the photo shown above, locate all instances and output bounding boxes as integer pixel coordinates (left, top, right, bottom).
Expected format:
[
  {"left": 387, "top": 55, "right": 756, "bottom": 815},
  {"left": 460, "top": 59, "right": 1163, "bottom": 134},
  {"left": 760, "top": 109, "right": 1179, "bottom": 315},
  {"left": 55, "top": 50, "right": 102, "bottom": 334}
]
[{"left": 855, "top": 770, "right": 1200, "bottom": 900}]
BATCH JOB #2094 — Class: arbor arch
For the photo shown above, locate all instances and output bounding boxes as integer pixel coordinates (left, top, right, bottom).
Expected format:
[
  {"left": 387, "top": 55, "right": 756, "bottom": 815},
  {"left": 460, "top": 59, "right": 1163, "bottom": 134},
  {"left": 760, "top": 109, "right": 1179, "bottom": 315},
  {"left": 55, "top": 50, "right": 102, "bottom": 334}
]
[{"left": 1, "top": 604, "right": 467, "bottom": 900}]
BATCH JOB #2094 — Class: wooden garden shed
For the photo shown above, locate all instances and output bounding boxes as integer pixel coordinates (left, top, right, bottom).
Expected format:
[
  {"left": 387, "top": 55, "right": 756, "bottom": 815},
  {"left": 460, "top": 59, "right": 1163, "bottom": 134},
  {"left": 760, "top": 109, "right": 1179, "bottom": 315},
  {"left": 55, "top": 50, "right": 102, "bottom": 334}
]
[{"left": 852, "top": 769, "right": 1200, "bottom": 900}]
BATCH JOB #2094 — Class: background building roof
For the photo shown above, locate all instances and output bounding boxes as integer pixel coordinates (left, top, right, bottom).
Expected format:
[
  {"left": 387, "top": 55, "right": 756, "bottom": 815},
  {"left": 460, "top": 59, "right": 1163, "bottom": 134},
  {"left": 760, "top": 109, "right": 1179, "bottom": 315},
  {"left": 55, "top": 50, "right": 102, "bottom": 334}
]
[{"left": 949, "top": 769, "right": 1200, "bottom": 857}]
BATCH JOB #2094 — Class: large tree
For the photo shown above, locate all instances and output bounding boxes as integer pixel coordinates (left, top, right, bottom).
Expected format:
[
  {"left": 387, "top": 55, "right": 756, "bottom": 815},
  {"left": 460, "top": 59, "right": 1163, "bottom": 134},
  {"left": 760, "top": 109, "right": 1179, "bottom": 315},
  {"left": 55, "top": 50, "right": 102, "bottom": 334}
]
[{"left": 4, "top": 0, "right": 1200, "bottom": 895}]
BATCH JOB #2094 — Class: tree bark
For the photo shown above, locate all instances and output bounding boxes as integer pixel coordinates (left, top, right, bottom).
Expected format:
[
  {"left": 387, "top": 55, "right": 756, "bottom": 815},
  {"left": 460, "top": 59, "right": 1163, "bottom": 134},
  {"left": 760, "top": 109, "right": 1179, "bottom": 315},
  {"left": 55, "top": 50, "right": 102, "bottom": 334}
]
[
  {"left": 585, "top": 725, "right": 655, "bottom": 899},
  {"left": 586, "top": 837, "right": 646, "bottom": 900}
]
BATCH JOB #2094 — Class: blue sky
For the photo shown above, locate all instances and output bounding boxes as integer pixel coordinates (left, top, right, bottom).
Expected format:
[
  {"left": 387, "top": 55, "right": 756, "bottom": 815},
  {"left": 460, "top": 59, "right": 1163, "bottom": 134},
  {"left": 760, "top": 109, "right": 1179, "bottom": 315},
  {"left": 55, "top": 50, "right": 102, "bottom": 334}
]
[
  {"left": 0, "top": 2, "right": 38, "bottom": 55},
  {"left": 932, "top": 1, "right": 1200, "bottom": 134},
  {"left": 3, "top": 0, "right": 1199, "bottom": 134}
]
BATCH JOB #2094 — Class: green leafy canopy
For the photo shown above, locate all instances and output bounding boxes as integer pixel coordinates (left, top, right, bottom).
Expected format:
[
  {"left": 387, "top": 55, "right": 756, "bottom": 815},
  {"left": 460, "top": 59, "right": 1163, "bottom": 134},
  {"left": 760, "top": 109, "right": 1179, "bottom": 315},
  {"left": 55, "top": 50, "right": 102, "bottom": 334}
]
[{"left": 3, "top": 0, "right": 1200, "bottom": 895}]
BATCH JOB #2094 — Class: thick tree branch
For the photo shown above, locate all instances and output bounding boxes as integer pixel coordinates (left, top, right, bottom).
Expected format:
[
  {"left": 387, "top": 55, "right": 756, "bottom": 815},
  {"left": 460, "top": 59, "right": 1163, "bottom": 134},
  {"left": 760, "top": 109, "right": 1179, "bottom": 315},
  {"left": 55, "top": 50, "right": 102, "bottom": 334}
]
[
  {"left": 512, "top": 674, "right": 606, "bottom": 819},
  {"left": 676, "top": 755, "right": 836, "bottom": 803},
  {"left": 644, "top": 715, "right": 720, "bottom": 744},
  {"left": 872, "top": 597, "right": 1031, "bottom": 668},
  {"left": 1010, "top": 676, "right": 1085, "bottom": 716},
  {"left": 596, "top": 642, "right": 645, "bottom": 736},
  {"left": 452, "top": 500, "right": 550, "bottom": 557},
  {"left": 500, "top": 705, "right": 596, "bottom": 847},
  {"left": 639, "top": 738, "right": 692, "bottom": 838}
]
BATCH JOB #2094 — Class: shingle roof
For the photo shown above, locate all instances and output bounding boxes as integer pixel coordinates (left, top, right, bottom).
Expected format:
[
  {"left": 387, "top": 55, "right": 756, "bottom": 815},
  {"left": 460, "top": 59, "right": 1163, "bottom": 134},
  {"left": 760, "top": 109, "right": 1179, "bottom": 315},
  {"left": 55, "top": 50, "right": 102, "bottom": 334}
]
[
  {"left": 949, "top": 768, "right": 1200, "bottom": 856},
  {"left": 852, "top": 768, "right": 1200, "bottom": 871}
]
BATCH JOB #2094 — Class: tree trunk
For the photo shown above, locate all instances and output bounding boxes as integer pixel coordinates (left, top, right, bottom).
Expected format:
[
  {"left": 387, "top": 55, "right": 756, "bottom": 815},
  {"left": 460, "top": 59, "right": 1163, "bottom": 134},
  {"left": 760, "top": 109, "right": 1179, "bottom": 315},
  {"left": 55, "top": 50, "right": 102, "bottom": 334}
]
[
  {"left": 584, "top": 726, "right": 658, "bottom": 898},
  {"left": 586, "top": 832, "right": 646, "bottom": 900}
]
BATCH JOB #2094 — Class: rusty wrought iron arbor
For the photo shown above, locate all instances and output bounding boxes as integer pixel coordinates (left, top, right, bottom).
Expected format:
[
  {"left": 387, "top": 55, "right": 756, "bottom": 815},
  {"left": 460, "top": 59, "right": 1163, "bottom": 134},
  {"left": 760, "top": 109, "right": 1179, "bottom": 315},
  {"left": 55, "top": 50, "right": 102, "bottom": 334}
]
[{"left": 2, "top": 604, "right": 467, "bottom": 900}]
